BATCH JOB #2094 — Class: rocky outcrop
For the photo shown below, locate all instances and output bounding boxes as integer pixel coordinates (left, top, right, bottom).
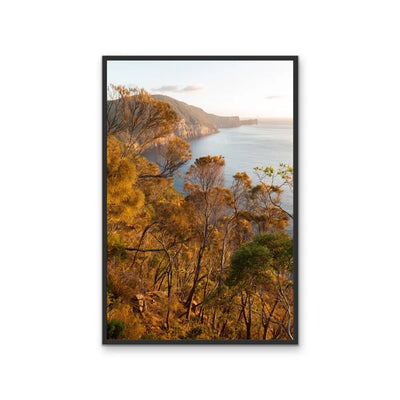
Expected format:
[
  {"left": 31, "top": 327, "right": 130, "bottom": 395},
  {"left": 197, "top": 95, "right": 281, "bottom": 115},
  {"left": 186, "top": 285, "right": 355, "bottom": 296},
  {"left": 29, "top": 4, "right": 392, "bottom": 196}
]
[{"left": 131, "top": 294, "right": 146, "bottom": 313}]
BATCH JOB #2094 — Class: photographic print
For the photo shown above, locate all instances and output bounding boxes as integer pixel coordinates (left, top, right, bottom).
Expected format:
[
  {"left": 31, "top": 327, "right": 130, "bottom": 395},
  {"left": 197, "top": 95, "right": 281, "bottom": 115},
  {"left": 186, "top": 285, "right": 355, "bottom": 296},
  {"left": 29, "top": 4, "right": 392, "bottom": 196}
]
[{"left": 103, "top": 56, "right": 298, "bottom": 343}]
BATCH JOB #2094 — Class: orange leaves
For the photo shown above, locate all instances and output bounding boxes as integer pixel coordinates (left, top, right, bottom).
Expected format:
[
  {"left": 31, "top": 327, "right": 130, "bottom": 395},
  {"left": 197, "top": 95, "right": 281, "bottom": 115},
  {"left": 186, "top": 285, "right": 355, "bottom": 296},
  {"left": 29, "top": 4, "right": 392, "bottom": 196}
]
[
  {"left": 107, "top": 85, "right": 179, "bottom": 157},
  {"left": 154, "top": 136, "right": 192, "bottom": 178},
  {"left": 106, "top": 136, "right": 144, "bottom": 225},
  {"left": 185, "top": 155, "right": 225, "bottom": 193},
  {"left": 193, "top": 154, "right": 225, "bottom": 168}
]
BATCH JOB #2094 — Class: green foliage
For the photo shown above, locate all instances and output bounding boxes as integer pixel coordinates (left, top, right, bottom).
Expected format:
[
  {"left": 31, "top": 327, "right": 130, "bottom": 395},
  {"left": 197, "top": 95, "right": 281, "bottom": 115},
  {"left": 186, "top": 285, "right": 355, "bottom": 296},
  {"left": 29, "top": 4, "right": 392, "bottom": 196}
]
[
  {"left": 254, "top": 163, "right": 293, "bottom": 190},
  {"left": 185, "top": 326, "right": 203, "bottom": 339},
  {"left": 226, "top": 241, "right": 271, "bottom": 289},
  {"left": 107, "top": 233, "right": 128, "bottom": 259},
  {"left": 141, "top": 332, "right": 160, "bottom": 340},
  {"left": 227, "top": 233, "right": 293, "bottom": 289},
  {"left": 253, "top": 233, "right": 293, "bottom": 273},
  {"left": 107, "top": 319, "right": 125, "bottom": 339},
  {"left": 254, "top": 165, "right": 274, "bottom": 177}
]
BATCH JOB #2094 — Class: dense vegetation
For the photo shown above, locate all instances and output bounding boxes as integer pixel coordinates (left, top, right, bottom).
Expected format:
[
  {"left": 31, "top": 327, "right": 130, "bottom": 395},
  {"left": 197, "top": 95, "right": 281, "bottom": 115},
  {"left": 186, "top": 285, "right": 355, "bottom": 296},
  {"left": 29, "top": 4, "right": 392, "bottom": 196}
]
[{"left": 106, "top": 85, "right": 294, "bottom": 340}]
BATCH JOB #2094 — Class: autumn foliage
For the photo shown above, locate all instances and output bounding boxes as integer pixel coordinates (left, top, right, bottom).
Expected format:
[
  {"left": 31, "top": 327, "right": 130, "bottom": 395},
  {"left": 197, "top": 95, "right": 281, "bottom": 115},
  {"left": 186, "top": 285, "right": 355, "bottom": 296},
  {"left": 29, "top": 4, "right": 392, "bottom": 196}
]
[{"left": 106, "top": 86, "right": 294, "bottom": 340}]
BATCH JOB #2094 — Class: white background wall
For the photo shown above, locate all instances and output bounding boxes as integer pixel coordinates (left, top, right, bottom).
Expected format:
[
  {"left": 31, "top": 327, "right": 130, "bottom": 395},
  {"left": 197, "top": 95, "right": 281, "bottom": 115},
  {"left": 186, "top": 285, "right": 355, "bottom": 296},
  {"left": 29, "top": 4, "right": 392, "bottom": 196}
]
[{"left": 1, "top": 1, "right": 399, "bottom": 399}]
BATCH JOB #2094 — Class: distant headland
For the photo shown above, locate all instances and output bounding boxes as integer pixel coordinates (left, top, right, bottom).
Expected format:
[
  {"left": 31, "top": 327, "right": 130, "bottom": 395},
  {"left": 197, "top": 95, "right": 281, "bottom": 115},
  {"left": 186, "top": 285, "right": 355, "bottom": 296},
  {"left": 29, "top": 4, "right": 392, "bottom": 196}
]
[{"left": 152, "top": 95, "right": 258, "bottom": 139}]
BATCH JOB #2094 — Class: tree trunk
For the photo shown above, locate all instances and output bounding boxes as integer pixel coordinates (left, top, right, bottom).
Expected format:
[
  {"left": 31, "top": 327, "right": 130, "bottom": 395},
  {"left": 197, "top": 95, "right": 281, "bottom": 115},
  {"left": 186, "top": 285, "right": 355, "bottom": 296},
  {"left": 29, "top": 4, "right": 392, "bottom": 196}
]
[
  {"left": 185, "top": 223, "right": 208, "bottom": 319},
  {"left": 211, "top": 308, "right": 217, "bottom": 330},
  {"left": 262, "top": 325, "right": 268, "bottom": 340},
  {"left": 262, "top": 298, "right": 278, "bottom": 340},
  {"left": 218, "top": 228, "right": 229, "bottom": 287},
  {"left": 247, "top": 294, "right": 252, "bottom": 339}
]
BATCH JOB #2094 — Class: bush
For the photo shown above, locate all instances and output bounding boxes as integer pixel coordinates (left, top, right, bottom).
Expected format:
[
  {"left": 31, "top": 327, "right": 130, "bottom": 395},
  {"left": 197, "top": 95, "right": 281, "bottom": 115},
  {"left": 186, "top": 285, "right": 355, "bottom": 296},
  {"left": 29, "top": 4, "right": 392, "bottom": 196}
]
[
  {"left": 141, "top": 332, "right": 160, "bottom": 340},
  {"left": 107, "top": 319, "right": 125, "bottom": 339},
  {"left": 185, "top": 326, "right": 203, "bottom": 339}
]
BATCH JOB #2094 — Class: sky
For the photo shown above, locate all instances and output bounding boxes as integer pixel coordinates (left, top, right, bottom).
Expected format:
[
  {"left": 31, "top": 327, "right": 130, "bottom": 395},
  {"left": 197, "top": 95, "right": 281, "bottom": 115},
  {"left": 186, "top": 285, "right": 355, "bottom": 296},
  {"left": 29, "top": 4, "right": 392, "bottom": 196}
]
[{"left": 107, "top": 60, "right": 293, "bottom": 119}]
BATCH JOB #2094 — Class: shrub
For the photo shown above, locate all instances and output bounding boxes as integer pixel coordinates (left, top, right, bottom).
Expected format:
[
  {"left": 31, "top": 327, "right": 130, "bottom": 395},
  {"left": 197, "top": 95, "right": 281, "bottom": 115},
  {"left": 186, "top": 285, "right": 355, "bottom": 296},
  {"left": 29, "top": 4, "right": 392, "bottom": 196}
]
[
  {"left": 107, "top": 319, "right": 125, "bottom": 339},
  {"left": 185, "top": 326, "right": 203, "bottom": 339}
]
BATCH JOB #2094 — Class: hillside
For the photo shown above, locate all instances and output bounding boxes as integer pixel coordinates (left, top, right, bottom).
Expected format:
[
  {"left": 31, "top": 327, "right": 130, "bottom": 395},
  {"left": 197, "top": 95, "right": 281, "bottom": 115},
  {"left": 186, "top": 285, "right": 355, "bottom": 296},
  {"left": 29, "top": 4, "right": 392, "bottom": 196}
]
[{"left": 152, "top": 95, "right": 257, "bottom": 139}]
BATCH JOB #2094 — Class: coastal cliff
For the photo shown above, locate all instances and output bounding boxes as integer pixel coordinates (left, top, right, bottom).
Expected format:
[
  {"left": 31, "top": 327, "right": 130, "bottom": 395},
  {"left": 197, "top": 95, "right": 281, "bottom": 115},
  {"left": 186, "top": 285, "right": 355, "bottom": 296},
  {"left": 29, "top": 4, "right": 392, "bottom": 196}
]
[
  {"left": 152, "top": 95, "right": 257, "bottom": 139},
  {"left": 239, "top": 118, "right": 258, "bottom": 125}
]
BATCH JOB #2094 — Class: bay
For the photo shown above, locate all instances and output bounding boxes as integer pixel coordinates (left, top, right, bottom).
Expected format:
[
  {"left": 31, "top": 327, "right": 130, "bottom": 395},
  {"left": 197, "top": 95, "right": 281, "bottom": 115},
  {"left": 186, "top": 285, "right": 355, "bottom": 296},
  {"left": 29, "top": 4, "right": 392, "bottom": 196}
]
[
  {"left": 174, "top": 120, "right": 293, "bottom": 219},
  {"left": 145, "top": 119, "right": 294, "bottom": 234}
]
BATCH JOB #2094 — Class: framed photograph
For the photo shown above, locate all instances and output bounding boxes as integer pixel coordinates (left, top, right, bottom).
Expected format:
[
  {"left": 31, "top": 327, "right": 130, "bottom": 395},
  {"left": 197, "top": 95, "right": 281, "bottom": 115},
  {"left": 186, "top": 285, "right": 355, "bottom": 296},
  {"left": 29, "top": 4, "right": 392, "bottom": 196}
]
[{"left": 103, "top": 56, "right": 298, "bottom": 344}]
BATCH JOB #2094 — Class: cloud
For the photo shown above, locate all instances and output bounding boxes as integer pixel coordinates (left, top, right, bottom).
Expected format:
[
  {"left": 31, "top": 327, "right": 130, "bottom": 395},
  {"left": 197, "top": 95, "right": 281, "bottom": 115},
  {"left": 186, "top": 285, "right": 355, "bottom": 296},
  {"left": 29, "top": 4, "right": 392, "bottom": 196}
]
[
  {"left": 181, "top": 85, "right": 204, "bottom": 92},
  {"left": 152, "top": 85, "right": 204, "bottom": 93},
  {"left": 152, "top": 85, "right": 180, "bottom": 92},
  {"left": 265, "top": 95, "right": 283, "bottom": 100}
]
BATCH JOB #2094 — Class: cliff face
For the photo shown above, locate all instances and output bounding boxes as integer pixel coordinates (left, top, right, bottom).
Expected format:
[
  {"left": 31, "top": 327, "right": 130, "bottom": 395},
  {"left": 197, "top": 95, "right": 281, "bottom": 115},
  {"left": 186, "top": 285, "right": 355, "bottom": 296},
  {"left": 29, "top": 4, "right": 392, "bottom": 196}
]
[
  {"left": 209, "top": 115, "right": 241, "bottom": 128},
  {"left": 152, "top": 95, "right": 257, "bottom": 139},
  {"left": 239, "top": 118, "right": 258, "bottom": 126},
  {"left": 174, "top": 118, "right": 218, "bottom": 140},
  {"left": 108, "top": 94, "right": 258, "bottom": 142}
]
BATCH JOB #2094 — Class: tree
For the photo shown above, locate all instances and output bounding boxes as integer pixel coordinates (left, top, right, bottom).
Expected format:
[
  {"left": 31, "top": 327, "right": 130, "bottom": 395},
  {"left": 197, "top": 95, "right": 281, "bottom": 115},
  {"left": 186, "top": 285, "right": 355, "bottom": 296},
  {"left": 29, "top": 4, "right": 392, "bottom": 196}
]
[
  {"left": 254, "top": 163, "right": 294, "bottom": 220},
  {"left": 150, "top": 200, "right": 194, "bottom": 329},
  {"left": 104, "top": 87, "right": 296, "bottom": 339},
  {"left": 252, "top": 233, "right": 294, "bottom": 339},
  {"left": 183, "top": 155, "right": 230, "bottom": 318},
  {"left": 226, "top": 233, "right": 293, "bottom": 340},
  {"left": 107, "top": 85, "right": 179, "bottom": 158},
  {"left": 139, "top": 136, "right": 192, "bottom": 179},
  {"left": 248, "top": 183, "right": 289, "bottom": 232},
  {"left": 106, "top": 136, "right": 144, "bottom": 229},
  {"left": 227, "top": 240, "right": 271, "bottom": 339}
]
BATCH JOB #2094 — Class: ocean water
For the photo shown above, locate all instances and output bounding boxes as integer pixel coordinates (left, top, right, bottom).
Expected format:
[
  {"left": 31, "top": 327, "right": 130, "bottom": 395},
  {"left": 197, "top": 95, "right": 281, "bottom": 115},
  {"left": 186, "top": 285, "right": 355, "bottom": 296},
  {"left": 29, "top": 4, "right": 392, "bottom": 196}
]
[{"left": 173, "top": 120, "right": 294, "bottom": 220}]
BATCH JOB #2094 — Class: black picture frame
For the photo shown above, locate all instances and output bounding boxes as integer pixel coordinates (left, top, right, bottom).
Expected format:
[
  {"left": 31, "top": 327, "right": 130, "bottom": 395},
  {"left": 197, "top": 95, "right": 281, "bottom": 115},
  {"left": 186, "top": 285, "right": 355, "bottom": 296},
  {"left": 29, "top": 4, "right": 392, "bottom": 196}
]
[{"left": 102, "top": 55, "right": 298, "bottom": 344}]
